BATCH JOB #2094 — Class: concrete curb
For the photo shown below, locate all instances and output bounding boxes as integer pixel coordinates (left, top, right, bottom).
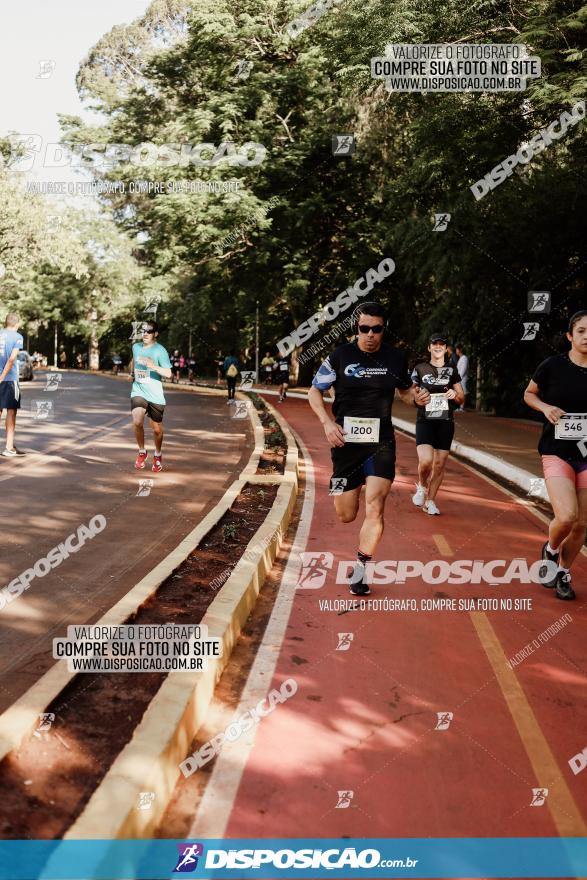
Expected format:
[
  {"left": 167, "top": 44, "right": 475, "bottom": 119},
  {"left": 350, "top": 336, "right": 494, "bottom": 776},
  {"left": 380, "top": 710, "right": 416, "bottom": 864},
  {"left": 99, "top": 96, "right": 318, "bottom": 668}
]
[
  {"left": 393, "top": 417, "right": 548, "bottom": 503},
  {"left": 0, "top": 389, "right": 287, "bottom": 763},
  {"left": 63, "top": 399, "right": 299, "bottom": 839}
]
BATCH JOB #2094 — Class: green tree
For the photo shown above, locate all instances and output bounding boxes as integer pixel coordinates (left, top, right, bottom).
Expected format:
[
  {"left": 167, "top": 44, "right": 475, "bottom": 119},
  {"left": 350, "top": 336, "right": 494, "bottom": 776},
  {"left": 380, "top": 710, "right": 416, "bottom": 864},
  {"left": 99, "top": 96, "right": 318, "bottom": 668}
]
[{"left": 63, "top": 0, "right": 586, "bottom": 406}]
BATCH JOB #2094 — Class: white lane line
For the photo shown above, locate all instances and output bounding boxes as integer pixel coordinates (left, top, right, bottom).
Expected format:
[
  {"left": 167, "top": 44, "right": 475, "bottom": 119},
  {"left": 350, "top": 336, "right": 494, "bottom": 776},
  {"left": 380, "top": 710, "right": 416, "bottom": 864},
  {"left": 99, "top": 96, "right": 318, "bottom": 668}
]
[{"left": 189, "top": 428, "right": 315, "bottom": 839}]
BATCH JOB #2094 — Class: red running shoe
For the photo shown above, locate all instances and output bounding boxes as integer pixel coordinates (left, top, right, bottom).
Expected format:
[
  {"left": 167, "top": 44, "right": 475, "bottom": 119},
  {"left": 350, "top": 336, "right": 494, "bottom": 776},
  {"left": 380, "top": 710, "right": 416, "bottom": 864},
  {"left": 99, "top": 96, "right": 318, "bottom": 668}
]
[
  {"left": 134, "top": 450, "right": 148, "bottom": 470},
  {"left": 152, "top": 453, "right": 163, "bottom": 473}
]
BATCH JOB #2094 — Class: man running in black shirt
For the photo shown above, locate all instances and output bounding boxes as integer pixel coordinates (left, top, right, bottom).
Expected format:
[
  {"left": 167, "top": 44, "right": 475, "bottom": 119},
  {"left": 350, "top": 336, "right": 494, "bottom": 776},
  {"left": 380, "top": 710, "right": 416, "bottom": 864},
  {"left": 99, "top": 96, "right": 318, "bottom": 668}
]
[{"left": 308, "top": 301, "right": 430, "bottom": 595}]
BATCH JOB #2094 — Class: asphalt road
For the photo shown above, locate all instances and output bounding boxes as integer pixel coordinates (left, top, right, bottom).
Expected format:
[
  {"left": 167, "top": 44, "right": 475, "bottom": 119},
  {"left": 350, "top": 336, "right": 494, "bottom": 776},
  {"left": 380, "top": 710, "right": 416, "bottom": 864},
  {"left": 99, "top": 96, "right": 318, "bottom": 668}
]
[{"left": 0, "top": 371, "right": 253, "bottom": 714}]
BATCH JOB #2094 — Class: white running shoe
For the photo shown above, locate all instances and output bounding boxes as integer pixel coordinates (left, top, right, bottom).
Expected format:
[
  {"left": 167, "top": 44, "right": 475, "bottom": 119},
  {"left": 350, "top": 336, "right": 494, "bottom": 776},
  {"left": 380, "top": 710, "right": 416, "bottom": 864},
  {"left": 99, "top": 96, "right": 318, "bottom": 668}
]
[
  {"left": 412, "top": 483, "right": 426, "bottom": 507},
  {"left": 2, "top": 447, "right": 25, "bottom": 457},
  {"left": 424, "top": 500, "right": 440, "bottom": 515}
]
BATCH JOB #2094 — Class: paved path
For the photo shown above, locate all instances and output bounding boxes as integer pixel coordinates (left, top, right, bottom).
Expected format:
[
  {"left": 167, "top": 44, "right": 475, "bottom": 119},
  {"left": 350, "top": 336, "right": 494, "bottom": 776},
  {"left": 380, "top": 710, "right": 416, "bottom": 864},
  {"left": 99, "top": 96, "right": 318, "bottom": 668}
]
[
  {"left": 193, "top": 393, "right": 587, "bottom": 843},
  {"left": 0, "top": 372, "right": 253, "bottom": 713}
]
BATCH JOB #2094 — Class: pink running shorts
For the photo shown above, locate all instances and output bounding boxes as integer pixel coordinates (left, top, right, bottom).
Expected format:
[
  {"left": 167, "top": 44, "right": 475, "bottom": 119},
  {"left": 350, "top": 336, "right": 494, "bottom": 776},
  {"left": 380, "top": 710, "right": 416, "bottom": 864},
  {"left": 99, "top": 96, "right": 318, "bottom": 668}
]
[{"left": 542, "top": 455, "right": 587, "bottom": 489}]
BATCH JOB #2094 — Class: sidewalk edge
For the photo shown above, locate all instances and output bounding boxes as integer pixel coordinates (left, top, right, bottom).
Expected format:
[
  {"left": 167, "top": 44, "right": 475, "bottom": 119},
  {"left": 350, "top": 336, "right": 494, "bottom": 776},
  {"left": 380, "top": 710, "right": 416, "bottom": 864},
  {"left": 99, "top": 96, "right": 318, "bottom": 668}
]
[{"left": 63, "top": 405, "right": 299, "bottom": 839}]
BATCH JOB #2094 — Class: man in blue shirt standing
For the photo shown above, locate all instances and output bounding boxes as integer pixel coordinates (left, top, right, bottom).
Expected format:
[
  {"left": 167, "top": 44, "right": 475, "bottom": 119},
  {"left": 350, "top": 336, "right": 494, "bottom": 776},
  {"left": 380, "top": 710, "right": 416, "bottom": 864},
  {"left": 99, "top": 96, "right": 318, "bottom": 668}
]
[
  {"left": 0, "top": 313, "right": 25, "bottom": 458},
  {"left": 128, "top": 320, "right": 172, "bottom": 472}
]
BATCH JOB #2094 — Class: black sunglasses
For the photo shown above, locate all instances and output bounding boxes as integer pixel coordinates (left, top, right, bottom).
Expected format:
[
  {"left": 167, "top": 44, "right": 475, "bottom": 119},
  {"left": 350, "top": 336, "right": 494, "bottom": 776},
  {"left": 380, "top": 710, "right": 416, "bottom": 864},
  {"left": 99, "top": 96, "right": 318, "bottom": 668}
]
[
  {"left": 142, "top": 328, "right": 155, "bottom": 334},
  {"left": 358, "top": 324, "right": 384, "bottom": 334}
]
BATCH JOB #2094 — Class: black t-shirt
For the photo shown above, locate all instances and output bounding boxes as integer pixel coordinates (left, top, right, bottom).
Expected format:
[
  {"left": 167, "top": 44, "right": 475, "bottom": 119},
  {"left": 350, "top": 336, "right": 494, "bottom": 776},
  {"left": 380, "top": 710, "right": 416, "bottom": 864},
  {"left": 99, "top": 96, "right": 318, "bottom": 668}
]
[
  {"left": 411, "top": 362, "right": 461, "bottom": 422},
  {"left": 532, "top": 354, "right": 587, "bottom": 460},
  {"left": 276, "top": 357, "right": 290, "bottom": 374},
  {"left": 312, "top": 341, "right": 412, "bottom": 440}
]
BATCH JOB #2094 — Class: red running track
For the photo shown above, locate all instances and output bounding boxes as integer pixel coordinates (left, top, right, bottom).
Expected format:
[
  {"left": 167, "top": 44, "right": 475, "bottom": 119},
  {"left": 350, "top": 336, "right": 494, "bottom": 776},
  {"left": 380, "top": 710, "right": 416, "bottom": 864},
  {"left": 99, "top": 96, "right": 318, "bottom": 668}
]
[{"left": 201, "top": 395, "right": 587, "bottom": 842}]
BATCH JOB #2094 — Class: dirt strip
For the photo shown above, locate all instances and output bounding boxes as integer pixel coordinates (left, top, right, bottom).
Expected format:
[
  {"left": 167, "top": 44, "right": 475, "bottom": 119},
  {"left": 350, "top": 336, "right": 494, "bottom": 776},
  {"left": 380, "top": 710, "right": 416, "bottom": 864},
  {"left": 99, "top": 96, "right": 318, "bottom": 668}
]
[
  {"left": 0, "top": 483, "right": 278, "bottom": 840},
  {"left": 250, "top": 393, "right": 287, "bottom": 476}
]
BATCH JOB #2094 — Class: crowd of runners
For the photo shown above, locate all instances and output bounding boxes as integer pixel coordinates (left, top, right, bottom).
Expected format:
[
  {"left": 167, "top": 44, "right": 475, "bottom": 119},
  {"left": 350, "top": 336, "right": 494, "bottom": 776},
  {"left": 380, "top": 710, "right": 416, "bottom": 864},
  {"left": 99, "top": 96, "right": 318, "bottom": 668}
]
[
  {"left": 1, "top": 305, "right": 586, "bottom": 601},
  {"left": 308, "top": 302, "right": 587, "bottom": 603}
]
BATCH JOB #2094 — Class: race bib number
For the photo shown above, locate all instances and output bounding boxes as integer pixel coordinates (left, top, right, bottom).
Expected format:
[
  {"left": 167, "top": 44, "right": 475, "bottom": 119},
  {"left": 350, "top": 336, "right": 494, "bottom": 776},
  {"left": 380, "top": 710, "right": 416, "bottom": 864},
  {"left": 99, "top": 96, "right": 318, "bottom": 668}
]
[
  {"left": 555, "top": 413, "right": 587, "bottom": 440},
  {"left": 425, "top": 394, "right": 449, "bottom": 418},
  {"left": 135, "top": 361, "right": 151, "bottom": 382},
  {"left": 280, "top": 363, "right": 289, "bottom": 371},
  {"left": 343, "top": 416, "right": 380, "bottom": 444}
]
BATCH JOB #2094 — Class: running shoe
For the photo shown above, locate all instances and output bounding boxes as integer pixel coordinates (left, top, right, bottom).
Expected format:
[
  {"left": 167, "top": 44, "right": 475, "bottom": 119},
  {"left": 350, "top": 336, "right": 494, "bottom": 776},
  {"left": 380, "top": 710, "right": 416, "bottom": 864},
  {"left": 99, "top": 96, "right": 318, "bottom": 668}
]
[
  {"left": 555, "top": 570, "right": 575, "bottom": 601},
  {"left": 412, "top": 483, "right": 426, "bottom": 507},
  {"left": 152, "top": 454, "right": 163, "bottom": 473},
  {"left": 134, "top": 450, "right": 148, "bottom": 470},
  {"left": 278, "top": 395, "right": 283, "bottom": 403},
  {"left": 349, "top": 562, "right": 371, "bottom": 596},
  {"left": 2, "top": 447, "right": 25, "bottom": 457},
  {"left": 539, "top": 542, "right": 559, "bottom": 588},
  {"left": 424, "top": 500, "right": 440, "bottom": 515}
]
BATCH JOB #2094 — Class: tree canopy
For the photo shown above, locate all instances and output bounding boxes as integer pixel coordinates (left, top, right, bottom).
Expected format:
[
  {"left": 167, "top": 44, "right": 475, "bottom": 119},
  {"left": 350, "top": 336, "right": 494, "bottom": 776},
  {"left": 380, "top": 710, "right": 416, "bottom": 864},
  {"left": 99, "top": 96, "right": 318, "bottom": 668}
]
[{"left": 1, "top": 0, "right": 585, "bottom": 411}]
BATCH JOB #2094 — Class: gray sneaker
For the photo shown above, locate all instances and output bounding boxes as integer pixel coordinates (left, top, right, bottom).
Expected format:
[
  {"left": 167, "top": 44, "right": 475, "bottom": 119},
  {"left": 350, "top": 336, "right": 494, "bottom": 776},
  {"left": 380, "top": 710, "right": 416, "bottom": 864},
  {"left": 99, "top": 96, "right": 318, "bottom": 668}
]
[{"left": 555, "top": 571, "right": 575, "bottom": 601}]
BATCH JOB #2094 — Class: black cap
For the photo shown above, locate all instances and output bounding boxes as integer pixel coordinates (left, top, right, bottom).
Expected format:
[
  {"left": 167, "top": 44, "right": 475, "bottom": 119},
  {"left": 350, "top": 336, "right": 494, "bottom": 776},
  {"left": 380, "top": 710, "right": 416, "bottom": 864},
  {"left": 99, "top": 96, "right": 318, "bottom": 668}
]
[{"left": 429, "top": 333, "right": 447, "bottom": 344}]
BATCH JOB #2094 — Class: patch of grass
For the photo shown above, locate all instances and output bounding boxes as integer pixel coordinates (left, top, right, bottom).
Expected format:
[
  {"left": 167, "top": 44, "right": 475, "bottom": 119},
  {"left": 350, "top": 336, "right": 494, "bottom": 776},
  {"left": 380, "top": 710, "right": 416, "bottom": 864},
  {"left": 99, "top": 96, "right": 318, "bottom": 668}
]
[
  {"left": 247, "top": 391, "right": 264, "bottom": 412},
  {"left": 222, "top": 523, "right": 239, "bottom": 543},
  {"left": 267, "top": 428, "right": 286, "bottom": 449}
]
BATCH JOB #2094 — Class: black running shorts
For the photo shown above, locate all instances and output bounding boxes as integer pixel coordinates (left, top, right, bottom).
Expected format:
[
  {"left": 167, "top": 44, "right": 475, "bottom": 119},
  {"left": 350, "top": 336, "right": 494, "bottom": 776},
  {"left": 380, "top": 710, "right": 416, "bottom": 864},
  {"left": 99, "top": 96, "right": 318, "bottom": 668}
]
[
  {"left": 330, "top": 439, "right": 396, "bottom": 493},
  {"left": 415, "top": 420, "right": 455, "bottom": 451},
  {"left": 0, "top": 381, "right": 20, "bottom": 411},
  {"left": 131, "top": 396, "right": 165, "bottom": 423}
]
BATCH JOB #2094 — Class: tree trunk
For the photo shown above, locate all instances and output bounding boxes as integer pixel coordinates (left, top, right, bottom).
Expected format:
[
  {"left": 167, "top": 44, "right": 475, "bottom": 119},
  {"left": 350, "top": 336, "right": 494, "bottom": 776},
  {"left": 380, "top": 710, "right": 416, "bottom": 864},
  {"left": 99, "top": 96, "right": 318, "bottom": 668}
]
[{"left": 89, "top": 325, "right": 99, "bottom": 370}]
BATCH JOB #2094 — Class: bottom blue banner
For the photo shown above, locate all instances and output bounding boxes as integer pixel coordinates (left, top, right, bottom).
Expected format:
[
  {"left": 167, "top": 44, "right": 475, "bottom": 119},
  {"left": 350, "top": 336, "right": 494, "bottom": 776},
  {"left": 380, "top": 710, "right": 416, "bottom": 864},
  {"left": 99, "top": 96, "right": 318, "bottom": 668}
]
[{"left": 0, "top": 837, "right": 585, "bottom": 879}]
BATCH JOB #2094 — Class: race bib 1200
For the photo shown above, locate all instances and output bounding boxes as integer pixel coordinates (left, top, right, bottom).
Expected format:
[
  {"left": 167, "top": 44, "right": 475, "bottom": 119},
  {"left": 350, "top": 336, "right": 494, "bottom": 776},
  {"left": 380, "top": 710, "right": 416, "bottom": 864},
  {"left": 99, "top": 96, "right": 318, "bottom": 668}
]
[{"left": 343, "top": 416, "right": 380, "bottom": 443}]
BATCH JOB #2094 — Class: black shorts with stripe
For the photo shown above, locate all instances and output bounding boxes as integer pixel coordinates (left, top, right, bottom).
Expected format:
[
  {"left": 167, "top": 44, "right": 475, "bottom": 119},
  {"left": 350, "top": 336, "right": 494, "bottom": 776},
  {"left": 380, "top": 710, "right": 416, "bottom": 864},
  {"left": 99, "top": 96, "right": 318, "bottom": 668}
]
[{"left": 330, "top": 439, "right": 396, "bottom": 493}]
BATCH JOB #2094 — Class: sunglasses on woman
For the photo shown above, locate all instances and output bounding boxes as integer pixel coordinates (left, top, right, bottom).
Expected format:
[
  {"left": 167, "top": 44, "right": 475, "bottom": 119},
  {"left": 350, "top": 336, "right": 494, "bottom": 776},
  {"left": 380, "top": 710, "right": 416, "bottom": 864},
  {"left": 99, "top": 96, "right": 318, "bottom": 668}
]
[{"left": 358, "top": 324, "right": 384, "bottom": 334}]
